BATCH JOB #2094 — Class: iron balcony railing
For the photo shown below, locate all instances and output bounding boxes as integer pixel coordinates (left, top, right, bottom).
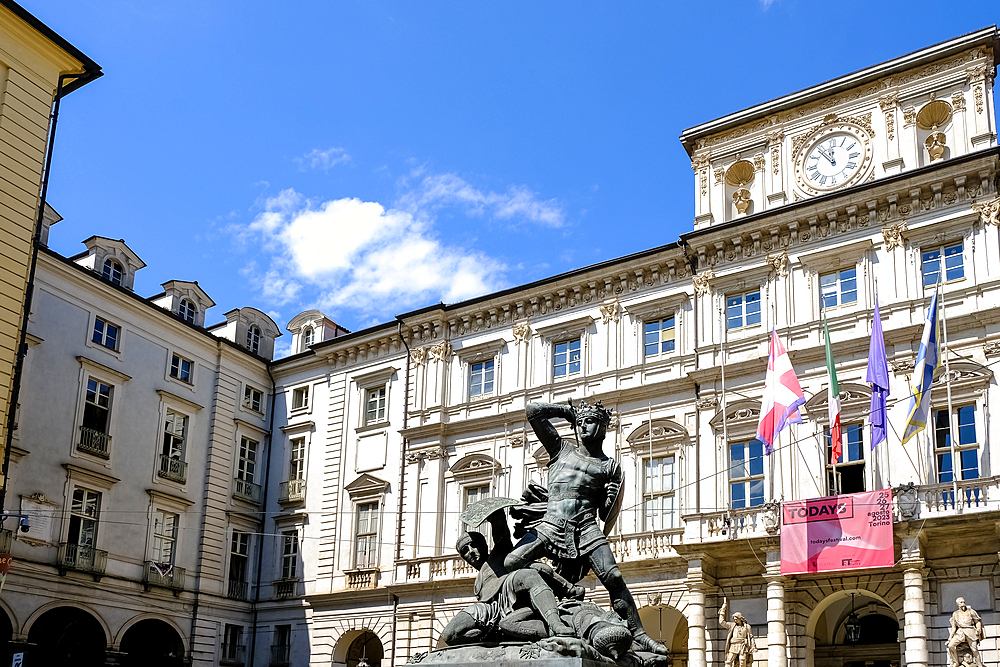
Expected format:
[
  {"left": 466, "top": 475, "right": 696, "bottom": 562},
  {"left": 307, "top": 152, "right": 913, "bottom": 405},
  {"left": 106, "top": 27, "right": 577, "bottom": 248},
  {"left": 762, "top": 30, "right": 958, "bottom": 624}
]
[
  {"left": 78, "top": 426, "right": 111, "bottom": 459},
  {"left": 278, "top": 478, "right": 306, "bottom": 503},
  {"left": 143, "top": 561, "right": 186, "bottom": 591},
  {"left": 158, "top": 455, "right": 187, "bottom": 483},
  {"left": 227, "top": 579, "right": 249, "bottom": 601},
  {"left": 58, "top": 542, "right": 108, "bottom": 576},
  {"left": 273, "top": 578, "right": 298, "bottom": 599},
  {"left": 269, "top": 644, "right": 290, "bottom": 666},
  {"left": 220, "top": 642, "right": 246, "bottom": 666},
  {"left": 232, "top": 478, "right": 262, "bottom": 504}
]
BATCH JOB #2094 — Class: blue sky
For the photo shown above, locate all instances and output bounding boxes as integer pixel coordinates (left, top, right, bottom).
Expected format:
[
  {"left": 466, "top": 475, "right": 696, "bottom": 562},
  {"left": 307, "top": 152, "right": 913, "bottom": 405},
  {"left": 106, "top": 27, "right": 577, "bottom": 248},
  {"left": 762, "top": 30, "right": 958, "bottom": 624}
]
[{"left": 34, "top": 1, "right": 997, "bottom": 356}]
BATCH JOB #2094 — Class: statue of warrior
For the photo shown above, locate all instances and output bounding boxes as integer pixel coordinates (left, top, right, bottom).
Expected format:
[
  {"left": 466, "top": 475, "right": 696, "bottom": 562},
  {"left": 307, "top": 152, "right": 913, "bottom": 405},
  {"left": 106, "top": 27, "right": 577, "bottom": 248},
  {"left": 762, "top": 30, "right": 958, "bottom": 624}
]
[{"left": 504, "top": 399, "right": 668, "bottom": 655}]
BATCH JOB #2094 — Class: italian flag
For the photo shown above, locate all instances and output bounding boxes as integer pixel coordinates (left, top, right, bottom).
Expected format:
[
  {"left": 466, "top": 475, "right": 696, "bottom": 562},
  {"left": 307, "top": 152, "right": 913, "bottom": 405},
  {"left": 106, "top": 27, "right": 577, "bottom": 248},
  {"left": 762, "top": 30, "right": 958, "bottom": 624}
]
[{"left": 824, "top": 316, "right": 842, "bottom": 466}]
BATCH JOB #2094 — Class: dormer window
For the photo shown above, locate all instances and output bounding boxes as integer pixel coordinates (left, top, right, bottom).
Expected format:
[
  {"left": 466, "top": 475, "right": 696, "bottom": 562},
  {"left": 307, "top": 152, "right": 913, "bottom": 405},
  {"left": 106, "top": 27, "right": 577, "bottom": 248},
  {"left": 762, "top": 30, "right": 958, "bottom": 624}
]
[
  {"left": 102, "top": 259, "right": 123, "bottom": 286},
  {"left": 247, "top": 325, "right": 261, "bottom": 354},
  {"left": 302, "top": 327, "right": 314, "bottom": 348},
  {"left": 179, "top": 299, "right": 197, "bottom": 324}
]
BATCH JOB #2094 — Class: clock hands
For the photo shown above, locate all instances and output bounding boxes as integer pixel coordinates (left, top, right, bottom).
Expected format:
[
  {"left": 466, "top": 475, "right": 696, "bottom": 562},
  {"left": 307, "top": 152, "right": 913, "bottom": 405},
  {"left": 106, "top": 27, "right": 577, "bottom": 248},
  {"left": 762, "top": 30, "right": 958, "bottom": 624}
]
[{"left": 815, "top": 145, "right": 837, "bottom": 166}]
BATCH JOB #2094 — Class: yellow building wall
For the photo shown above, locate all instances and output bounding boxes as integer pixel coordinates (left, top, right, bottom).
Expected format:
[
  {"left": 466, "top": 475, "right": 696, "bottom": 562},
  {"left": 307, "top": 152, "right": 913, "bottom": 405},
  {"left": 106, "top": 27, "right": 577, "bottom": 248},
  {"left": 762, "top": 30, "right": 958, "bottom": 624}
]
[{"left": 0, "top": 3, "right": 90, "bottom": 485}]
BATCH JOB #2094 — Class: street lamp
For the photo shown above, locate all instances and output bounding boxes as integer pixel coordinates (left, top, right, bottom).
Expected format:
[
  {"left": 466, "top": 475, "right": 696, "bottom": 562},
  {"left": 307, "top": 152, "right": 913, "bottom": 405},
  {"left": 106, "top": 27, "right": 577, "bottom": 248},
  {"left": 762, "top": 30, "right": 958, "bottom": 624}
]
[{"left": 844, "top": 593, "right": 861, "bottom": 643}]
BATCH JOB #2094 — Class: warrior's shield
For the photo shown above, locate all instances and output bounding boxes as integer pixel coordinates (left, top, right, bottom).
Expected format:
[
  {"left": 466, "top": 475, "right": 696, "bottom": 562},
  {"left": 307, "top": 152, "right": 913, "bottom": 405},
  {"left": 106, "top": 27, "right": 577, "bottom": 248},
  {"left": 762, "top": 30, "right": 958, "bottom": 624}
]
[{"left": 459, "top": 496, "right": 523, "bottom": 527}]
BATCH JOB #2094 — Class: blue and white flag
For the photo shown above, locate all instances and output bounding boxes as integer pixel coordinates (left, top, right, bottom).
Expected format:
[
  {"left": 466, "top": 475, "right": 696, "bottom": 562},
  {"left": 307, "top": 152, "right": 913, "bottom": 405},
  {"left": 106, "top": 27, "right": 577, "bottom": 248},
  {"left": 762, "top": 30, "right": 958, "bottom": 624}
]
[{"left": 901, "top": 288, "right": 941, "bottom": 444}]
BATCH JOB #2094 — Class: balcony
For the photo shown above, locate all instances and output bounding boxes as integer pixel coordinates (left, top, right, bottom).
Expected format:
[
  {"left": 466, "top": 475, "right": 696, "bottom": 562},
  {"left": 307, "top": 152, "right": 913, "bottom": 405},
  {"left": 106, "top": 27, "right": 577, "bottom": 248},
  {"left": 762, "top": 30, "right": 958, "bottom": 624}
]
[
  {"left": 278, "top": 478, "right": 306, "bottom": 503},
  {"left": 58, "top": 542, "right": 107, "bottom": 579},
  {"left": 232, "top": 478, "right": 262, "bottom": 504},
  {"left": 143, "top": 561, "right": 186, "bottom": 594},
  {"left": 609, "top": 528, "right": 684, "bottom": 562},
  {"left": 78, "top": 426, "right": 111, "bottom": 459},
  {"left": 157, "top": 455, "right": 187, "bottom": 484},
  {"left": 345, "top": 568, "right": 378, "bottom": 589},
  {"left": 686, "top": 501, "right": 780, "bottom": 543},
  {"left": 273, "top": 578, "right": 298, "bottom": 599},
  {"left": 893, "top": 475, "right": 1000, "bottom": 521},
  {"left": 220, "top": 643, "right": 246, "bottom": 666},
  {"left": 227, "top": 579, "right": 249, "bottom": 601},
  {"left": 269, "top": 644, "right": 290, "bottom": 666}
]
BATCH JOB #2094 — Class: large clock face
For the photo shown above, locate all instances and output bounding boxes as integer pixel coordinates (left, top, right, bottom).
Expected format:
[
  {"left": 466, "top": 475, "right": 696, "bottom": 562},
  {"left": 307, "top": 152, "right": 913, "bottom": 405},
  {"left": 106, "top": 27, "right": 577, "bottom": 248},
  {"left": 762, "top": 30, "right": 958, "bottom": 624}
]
[{"left": 804, "top": 132, "right": 863, "bottom": 189}]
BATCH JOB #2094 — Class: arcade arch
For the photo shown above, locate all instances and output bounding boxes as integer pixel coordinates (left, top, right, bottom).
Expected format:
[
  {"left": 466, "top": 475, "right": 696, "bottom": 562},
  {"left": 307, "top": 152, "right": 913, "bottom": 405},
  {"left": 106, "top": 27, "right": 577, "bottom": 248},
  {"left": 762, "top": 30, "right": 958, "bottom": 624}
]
[
  {"left": 119, "top": 618, "right": 185, "bottom": 667},
  {"left": 333, "top": 628, "right": 386, "bottom": 667},
  {"left": 26, "top": 605, "right": 107, "bottom": 667},
  {"left": 807, "top": 590, "right": 900, "bottom": 667},
  {"left": 640, "top": 604, "right": 689, "bottom": 667}
]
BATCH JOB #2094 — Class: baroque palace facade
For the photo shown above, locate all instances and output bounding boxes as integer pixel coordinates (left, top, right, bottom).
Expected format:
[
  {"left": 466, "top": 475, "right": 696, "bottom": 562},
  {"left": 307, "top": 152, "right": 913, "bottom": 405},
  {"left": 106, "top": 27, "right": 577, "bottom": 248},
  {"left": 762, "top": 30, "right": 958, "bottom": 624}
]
[{"left": 2, "top": 19, "right": 1000, "bottom": 667}]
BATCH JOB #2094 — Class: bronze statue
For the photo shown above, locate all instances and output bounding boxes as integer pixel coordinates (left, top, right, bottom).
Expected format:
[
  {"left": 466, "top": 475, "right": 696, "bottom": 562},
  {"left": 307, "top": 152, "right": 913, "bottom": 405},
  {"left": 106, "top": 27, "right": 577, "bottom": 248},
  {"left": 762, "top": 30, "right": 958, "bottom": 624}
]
[
  {"left": 948, "top": 597, "right": 984, "bottom": 667},
  {"left": 719, "top": 598, "right": 756, "bottom": 667},
  {"left": 503, "top": 400, "right": 668, "bottom": 655}
]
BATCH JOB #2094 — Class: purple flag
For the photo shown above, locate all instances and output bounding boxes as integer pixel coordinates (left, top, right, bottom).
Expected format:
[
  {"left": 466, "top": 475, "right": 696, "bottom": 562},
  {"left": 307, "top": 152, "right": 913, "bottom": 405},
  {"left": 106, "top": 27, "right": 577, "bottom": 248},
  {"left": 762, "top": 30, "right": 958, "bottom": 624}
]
[{"left": 866, "top": 298, "right": 890, "bottom": 449}]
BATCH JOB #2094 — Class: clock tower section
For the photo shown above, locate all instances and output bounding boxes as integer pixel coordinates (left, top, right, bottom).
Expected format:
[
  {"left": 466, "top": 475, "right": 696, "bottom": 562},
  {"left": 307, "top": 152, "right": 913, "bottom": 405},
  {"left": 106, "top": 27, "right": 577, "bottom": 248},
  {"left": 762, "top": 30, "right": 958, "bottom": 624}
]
[{"left": 680, "top": 28, "right": 998, "bottom": 230}]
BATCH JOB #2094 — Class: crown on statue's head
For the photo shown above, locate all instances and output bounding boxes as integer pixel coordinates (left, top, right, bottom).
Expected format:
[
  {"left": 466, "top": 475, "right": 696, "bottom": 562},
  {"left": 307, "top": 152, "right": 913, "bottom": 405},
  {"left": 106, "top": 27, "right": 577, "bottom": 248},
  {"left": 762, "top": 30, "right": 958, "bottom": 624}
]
[{"left": 574, "top": 399, "right": 614, "bottom": 426}]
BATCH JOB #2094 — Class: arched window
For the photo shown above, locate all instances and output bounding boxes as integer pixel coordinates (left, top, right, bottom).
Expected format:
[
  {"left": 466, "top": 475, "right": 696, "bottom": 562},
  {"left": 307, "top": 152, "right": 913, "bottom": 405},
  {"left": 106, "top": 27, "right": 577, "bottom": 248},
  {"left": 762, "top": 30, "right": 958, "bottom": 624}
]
[
  {"left": 247, "top": 324, "right": 261, "bottom": 354},
  {"left": 102, "top": 258, "right": 123, "bottom": 286},
  {"left": 178, "top": 299, "right": 197, "bottom": 324},
  {"left": 302, "top": 327, "right": 314, "bottom": 349}
]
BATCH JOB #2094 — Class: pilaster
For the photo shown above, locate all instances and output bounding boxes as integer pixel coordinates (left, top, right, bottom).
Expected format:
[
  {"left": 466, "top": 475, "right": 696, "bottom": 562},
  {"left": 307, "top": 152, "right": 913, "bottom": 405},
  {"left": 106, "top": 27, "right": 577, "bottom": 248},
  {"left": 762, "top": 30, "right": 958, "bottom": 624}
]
[{"left": 900, "top": 530, "right": 929, "bottom": 667}]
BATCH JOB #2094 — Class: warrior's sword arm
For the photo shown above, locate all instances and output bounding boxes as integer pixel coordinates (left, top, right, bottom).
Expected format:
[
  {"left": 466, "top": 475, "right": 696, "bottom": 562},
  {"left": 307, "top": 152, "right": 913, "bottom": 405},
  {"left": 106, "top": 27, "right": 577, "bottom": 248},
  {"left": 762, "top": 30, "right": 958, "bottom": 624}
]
[{"left": 526, "top": 401, "right": 575, "bottom": 458}]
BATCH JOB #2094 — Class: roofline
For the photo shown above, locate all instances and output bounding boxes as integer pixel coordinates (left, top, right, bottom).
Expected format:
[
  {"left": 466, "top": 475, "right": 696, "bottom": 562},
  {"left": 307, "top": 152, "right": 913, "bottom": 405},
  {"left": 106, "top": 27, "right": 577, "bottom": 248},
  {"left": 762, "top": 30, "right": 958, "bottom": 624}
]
[
  {"left": 38, "top": 246, "right": 272, "bottom": 364},
  {"left": 0, "top": 0, "right": 103, "bottom": 95},
  {"left": 680, "top": 145, "right": 1000, "bottom": 243},
  {"left": 679, "top": 25, "right": 999, "bottom": 157}
]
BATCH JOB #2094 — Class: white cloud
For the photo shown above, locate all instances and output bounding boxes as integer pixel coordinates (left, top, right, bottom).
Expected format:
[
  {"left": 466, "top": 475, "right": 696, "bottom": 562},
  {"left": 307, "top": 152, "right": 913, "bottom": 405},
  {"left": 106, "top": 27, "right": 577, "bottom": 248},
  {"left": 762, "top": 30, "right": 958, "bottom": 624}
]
[
  {"left": 398, "top": 171, "right": 565, "bottom": 227},
  {"left": 243, "top": 190, "right": 507, "bottom": 319},
  {"left": 760, "top": 0, "right": 777, "bottom": 7},
  {"left": 295, "top": 147, "right": 351, "bottom": 171}
]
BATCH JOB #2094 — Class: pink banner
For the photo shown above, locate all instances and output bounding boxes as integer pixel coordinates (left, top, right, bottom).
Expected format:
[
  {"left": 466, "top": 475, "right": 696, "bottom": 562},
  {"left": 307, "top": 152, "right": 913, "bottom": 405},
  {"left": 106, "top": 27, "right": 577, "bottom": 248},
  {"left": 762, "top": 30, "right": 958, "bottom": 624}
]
[{"left": 780, "top": 489, "right": 894, "bottom": 575}]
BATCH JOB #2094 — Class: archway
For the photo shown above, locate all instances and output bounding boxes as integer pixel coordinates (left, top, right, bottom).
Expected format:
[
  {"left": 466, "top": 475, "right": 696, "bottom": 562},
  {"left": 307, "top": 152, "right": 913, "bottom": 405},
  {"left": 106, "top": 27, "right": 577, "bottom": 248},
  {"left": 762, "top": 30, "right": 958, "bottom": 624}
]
[
  {"left": 120, "top": 618, "right": 185, "bottom": 667},
  {"left": 346, "top": 630, "right": 383, "bottom": 667},
  {"left": 26, "top": 606, "right": 107, "bottom": 667},
  {"left": 810, "top": 591, "right": 900, "bottom": 667},
  {"left": 0, "top": 607, "right": 12, "bottom": 664},
  {"left": 640, "top": 606, "right": 688, "bottom": 667}
]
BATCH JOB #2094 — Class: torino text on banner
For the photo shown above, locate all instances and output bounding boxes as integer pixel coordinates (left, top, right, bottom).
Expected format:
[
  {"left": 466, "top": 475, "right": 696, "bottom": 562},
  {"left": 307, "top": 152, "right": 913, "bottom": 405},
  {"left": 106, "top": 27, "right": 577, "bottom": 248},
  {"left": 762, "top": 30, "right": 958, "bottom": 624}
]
[{"left": 780, "top": 489, "right": 894, "bottom": 575}]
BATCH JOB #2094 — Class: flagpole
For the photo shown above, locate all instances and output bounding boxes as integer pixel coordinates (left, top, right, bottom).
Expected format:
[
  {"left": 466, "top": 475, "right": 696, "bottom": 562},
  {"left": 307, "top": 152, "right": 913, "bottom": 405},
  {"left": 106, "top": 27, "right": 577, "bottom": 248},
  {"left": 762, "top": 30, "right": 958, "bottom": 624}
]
[
  {"left": 720, "top": 298, "right": 730, "bottom": 514},
  {"left": 939, "top": 282, "right": 961, "bottom": 512}
]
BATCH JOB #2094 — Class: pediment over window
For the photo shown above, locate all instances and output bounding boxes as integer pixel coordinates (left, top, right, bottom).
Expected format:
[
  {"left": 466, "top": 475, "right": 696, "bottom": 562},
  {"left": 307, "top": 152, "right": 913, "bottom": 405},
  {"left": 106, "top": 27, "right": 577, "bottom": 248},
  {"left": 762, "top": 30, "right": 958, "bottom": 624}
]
[
  {"left": 532, "top": 445, "right": 550, "bottom": 466},
  {"left": 449, "top": 453, "right": 500, "bottom": 482},
  {"left": 535, "top": 315, "right": 595, "bottom": 343},
  {"left": 626, "top": 294, "right": 690, "bottom": 323},
  {"left": 345, "top": 473, "right": 390, "bottom": 500},
  {"left": 74, "top": 236, "right": 146, "bottom": 290},
  {"left": 455, "top": 337, "right": 507, "bottom": 364},
  {"left": 931, "top": 361, "right": 992, "bottom": 399},
  {"left": 804, "top": 382, "right": 872, "bottom": 420},
  {"left": 625, "top": 419, "right": 690, "bottom": 453},
  {"left": 709, "top": 399, "right": 761, "bottom": 436}
]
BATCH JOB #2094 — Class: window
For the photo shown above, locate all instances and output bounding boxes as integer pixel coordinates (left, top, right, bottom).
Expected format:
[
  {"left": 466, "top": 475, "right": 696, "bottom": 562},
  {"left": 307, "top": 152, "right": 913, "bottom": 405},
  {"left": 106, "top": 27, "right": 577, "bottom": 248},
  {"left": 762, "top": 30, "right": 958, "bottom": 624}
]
[
  {"left": 642, "top": 455, "right": 676, "bottom": 530},
  {"left": 152, "top": 510, "right": 178, "bottom": 565},
  {"left": 820, "top": 268, "right": 858, "bottom": 310},
  {"left": 272, "top": 625, "right": 291, "bottom": 662},
  {"left": 243, "top": 385, "right": 263, "bottom": 413},
  {"left": 80, "top": 378, "right": 112, "bottom": 458},
  {"left": 280, "top": 530, "right": 298, "bottom": 580},
  {"left": 291, "top": 386, "right": 309, "bottom": 410},
  {"left": 170, "top": 354, "right": 193, "bottom": 383},
  {"left": 178, "top": 298, "right": 196, "bottom": 324},
  {"left": 238, "top": 437, "right": 258, "bottom": 485},
  {"left": 92, "top": 317, "right": 120, "bottom": 350},
  {"left": 463, "top": 484, "right": 491, "bottom": 541},
  {"left": 68, "top": 488, "right": 100, "bottom": 550},
  {"left": 553, "top": 339, "right": 581, "bottom": 378},
  {"left": 355, "top": 501, "right": 379, "bottom": 568},
  {"left": 644, "top": 317, "right": 676, "bottom": 357},
  {"left": 469, "top": 360, "right": 495, "bottom": 397},
  {"left": 102, "top": 258, "right": 123, "bottom": 286},
  {"left": 365, "top": 387, "right": 386, "bottom": 424},
  {"left": 228, "top": 531, "right": 250, "bottom": 600},
  {"left": 827, "top": 423, "right": 864, "bottom": 495},
  {"left": 726, "top": 291, "right": 761, "bottom": 330},
  {"left": 922, "top": 242, "right": 964, "bottom": 287},
  {"left": 289, "top": 437, "right": 305, "bottom": 481},
  {"left": 935, "top": 404, "right": 979, "bottom": 482},
  {"left": 247, "top": 324, "right": 261, "bottom": 353},
  {"left": 302, "top": 327, "right": 314, "bottom": 347},
  {"left": 222, "top": 624, "right": 245, "bottom": 662},
  {"left": 729, "top": 439, "right": 764, "bottom": 508}
]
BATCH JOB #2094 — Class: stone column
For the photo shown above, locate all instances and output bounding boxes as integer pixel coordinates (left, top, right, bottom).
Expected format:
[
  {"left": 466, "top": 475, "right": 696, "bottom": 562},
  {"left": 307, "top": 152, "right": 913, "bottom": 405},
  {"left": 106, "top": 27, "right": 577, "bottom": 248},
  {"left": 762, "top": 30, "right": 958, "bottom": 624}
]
[
  {"left": 684, "top": 554, "right": 717, "bottom": 667},
  {"left": 901, "top": 532, "right": 929, "bottom": 667},
  {"left": 764, "top": 548, "right": 787, "bottom": 667}
]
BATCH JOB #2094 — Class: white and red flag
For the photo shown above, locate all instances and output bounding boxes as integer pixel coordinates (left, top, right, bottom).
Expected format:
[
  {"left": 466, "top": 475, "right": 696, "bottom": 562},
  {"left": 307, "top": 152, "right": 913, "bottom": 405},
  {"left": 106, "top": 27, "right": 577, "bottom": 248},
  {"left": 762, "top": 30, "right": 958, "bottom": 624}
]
[{"left": 756, "top": 328, "right": 806, "bottom": 454}]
